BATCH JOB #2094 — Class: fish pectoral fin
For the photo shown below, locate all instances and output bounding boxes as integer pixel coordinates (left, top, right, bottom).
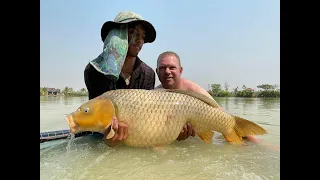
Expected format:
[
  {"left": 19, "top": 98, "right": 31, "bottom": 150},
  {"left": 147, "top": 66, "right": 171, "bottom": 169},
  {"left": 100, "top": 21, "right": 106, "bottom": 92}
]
[
  {"left": 222, "top": 130, "right": 243, "bottom": 144},
  {"left": 197, "top": 131, "right": 214, "bottom": 143},
  {"left": 106, "top": 128, "right": 115, "bottom": 139}
]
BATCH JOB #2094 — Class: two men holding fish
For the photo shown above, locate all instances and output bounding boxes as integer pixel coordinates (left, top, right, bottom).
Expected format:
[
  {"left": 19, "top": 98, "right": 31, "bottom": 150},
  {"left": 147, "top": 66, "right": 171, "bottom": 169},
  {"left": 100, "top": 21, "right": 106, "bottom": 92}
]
[{"left": 82, "top": 11, "right": 261, "bottom": 147}]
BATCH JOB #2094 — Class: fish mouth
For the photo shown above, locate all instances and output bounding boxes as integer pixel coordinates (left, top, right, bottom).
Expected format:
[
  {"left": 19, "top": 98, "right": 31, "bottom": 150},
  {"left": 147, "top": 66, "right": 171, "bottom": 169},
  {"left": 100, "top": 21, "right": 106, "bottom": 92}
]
[{"left": 66, "top": 114, "right": 80, "bottom": 134}]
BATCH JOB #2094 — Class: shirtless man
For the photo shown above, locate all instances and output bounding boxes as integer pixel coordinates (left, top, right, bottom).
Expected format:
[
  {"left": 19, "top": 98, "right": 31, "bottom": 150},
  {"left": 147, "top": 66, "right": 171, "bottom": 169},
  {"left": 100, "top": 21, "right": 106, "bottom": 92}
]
[
  {"left": 155, "top": 51, "right": 259, "bottom": 142},
  {"left": 155, "top": 51, "right": 215, "bottom": 100}
]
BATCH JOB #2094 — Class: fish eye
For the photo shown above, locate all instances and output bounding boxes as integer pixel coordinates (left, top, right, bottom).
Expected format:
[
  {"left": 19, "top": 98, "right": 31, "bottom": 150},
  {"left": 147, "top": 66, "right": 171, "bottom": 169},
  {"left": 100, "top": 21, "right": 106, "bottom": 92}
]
[{"left": 84, "top": 107, "right": 89, "bottom": 113}]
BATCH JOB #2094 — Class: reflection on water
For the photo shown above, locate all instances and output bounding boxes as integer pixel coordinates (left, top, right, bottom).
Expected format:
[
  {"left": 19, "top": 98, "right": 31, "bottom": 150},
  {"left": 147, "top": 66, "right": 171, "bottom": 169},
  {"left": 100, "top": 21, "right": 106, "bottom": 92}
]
[
  {"left": 40, "top": 96, "right": 88, "bottom": 105},
  {"left": 40, "top": 96, "right": 88, "bottom": 132},
  {"left": 219, "top": 97, "right": 280, "bottom": 112},
  {"left": 40, "top": 96, "right": 280, "bottom": 180}
]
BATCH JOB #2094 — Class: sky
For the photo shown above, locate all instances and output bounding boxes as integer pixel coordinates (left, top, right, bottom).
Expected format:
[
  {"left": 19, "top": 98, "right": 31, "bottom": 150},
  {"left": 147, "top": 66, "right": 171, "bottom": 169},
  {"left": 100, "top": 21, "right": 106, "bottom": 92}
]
[{"left": 40, "top": 0, "right": 280, "bottom": 91}]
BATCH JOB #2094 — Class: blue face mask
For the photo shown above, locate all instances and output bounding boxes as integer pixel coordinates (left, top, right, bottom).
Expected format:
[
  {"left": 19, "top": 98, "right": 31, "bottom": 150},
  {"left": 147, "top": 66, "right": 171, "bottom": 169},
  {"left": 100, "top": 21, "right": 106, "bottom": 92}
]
[{"left": 90, "top": 25, "right": 128, "bottom": 81}]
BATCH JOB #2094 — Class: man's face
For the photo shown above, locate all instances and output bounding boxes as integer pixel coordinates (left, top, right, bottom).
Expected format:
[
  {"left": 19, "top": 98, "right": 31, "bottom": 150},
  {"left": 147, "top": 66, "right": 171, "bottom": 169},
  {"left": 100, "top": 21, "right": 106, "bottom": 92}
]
[
  {"left": 156, "top": 55, "right": 183, "bottom": 89},
  {"left": 127, "top": 24, "right": 145, "bottom": 57}
]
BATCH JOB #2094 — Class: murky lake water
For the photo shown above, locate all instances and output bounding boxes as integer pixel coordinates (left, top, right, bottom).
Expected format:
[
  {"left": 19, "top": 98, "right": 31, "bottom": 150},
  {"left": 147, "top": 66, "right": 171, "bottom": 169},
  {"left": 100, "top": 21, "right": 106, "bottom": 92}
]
[{"left": 40, "top": 96, "right": 280, "bottom": 180}]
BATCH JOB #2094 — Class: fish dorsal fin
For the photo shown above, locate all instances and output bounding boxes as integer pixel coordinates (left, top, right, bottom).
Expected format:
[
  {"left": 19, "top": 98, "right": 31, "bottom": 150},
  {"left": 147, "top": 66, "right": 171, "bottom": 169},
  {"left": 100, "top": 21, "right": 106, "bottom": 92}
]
[{"left": 153, "top": 88, "right": 221, "bottom": 108}]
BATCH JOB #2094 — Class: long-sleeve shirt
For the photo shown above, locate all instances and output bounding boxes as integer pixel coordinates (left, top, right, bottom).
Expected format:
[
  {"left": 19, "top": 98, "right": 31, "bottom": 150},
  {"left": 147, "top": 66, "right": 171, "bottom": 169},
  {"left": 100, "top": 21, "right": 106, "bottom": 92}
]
[{"left": 84, "top": 56, "right": 155, "bottom": 100}]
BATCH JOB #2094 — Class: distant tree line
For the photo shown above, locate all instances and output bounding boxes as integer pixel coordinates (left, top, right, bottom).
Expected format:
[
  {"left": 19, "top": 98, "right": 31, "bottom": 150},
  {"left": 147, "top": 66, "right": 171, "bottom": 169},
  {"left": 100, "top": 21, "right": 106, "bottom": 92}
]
[
  {"left": 41, "top": 82, "right": 280, "bottom": 98},
  {"left": 207, "top": 82, "right": 280, "bottom": 98},
  {"left": 40, "top": 87, "right": 88, "bottom": 97}
]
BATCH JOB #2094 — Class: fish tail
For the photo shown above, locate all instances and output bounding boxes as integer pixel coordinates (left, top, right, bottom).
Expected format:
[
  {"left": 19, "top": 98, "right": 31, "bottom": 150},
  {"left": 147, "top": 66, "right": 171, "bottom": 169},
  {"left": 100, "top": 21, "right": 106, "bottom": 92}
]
[{"left": 222, "top": 116, "right": 268, "bottom": 144}]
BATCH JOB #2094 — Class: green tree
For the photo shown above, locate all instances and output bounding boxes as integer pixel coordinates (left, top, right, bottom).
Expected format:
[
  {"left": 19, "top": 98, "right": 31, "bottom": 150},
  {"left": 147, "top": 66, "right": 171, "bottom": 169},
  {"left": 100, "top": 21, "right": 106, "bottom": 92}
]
[
  {"left": 62, "top": 86, "right": 73, "bottom": 96},
  {"left": 273, "top": 84, "right": 280, "bottom": 90},
  {"left": 210, "top": 84, "right": 222, "bottom": 96},
  {"left": 224, "top": 81, "right": 229, "bottom": 91},
  {"left": 40, "top": 87, "right": 47, "bottom": 96},
  {"left": 80, "top": 88, "right": 87, "bottom": 93},
  {"left": 257, "top": 84, "right": 274, "bottom": 90},
  {"left": 232, "top": 86, "right": 238, "bottom": 95}
]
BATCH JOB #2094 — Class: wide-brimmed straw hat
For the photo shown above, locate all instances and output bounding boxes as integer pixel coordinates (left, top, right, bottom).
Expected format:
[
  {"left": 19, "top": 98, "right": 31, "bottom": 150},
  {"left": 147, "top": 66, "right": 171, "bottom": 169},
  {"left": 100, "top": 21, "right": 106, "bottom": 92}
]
[{"left": 101, "top": 12, "right": 156, "bottom": 43}]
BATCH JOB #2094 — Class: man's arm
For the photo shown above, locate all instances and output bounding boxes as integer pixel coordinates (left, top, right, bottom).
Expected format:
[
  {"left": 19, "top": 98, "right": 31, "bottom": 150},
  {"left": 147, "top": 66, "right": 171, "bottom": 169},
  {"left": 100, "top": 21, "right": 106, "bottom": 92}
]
[
  {"left": 183, "top": 79, "right": 223, "bottom": 111},
  {"left": 103, "top": 117, "right": 128, "bottom": 147},
  {"left": 183, "top": 79, "right": 215, "bottom": 100},
  {"left": 102, "top": 65, "right": 156, "bottom": 147}
]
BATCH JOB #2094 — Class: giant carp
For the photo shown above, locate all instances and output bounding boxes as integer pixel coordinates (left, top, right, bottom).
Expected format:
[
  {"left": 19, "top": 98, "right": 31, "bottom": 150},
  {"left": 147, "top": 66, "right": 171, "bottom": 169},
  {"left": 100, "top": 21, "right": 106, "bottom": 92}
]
[{"left": 66, "top": 89, "right": 267, "bottom": 147}]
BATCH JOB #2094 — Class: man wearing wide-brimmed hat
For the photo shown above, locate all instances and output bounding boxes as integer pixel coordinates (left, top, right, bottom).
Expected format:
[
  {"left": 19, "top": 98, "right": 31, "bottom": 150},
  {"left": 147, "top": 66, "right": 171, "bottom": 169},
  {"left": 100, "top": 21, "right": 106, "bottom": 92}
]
[
  {"left": 84, "top": 11, "right": 157, "bottom": 100},
  {"left": 83, "top": 12, "right": 157, "bottom": 147}
]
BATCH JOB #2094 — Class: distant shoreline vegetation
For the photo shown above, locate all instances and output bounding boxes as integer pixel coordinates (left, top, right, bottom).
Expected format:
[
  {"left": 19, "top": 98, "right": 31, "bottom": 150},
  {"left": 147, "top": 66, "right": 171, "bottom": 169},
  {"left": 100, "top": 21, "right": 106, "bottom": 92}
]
[
  {"left": 40, "top": 87, "right": 88, "bottom": 97},
  {"left": 207, "top": 83, "right": 280, "bottom": 98},
  {"left": 40, "top": 83, "right": 280, "bottom": 98}
]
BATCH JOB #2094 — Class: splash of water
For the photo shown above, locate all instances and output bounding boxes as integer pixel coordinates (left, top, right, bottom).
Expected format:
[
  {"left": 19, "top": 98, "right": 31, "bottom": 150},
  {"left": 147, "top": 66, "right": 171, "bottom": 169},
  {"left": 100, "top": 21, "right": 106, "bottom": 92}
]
[{"left": 66, "top": 133, "right": 77, "bottom": 153}]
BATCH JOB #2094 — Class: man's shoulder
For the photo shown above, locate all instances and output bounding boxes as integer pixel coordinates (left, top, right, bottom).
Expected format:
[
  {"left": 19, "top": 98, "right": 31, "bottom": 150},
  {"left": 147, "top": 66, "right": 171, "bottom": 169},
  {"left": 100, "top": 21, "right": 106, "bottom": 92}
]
[
  {"left": 182, "top": 79, "right": 201, "bottom": 90},
  {"left": 84, "top": 62, "right": 96, "bottom": 74},
  {"left": 84, "top": 62, "right": 92, "bottom": 70},
  {"left": 182, "top": 78, "right": 214, "bottom": 100}
]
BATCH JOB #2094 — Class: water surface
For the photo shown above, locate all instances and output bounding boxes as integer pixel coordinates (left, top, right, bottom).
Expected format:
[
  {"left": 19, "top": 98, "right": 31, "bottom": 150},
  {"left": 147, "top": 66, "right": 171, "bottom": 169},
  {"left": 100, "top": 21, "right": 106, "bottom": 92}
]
[{"left": 40, "top": 96, "right": 280, "bottom": 180}]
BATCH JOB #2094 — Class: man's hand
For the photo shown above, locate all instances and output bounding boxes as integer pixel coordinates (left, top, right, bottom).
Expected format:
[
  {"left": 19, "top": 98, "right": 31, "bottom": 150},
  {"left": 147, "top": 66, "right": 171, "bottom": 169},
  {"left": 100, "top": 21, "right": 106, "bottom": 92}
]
[
  {"left": 104, "top": 116, "right": 128, "bottom": 147},
  {"left": 243, "top": 135, "right": 260, "bottom": 143},
  {"left": 176, "top": 122, "right": 195, "bottom": 141}
]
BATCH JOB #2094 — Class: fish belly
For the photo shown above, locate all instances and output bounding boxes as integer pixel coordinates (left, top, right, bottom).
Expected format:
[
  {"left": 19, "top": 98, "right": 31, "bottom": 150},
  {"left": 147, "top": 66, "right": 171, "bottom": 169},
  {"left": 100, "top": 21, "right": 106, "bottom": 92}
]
[{"left": 120, "top": 106, "right": 188, "bottom": 147}]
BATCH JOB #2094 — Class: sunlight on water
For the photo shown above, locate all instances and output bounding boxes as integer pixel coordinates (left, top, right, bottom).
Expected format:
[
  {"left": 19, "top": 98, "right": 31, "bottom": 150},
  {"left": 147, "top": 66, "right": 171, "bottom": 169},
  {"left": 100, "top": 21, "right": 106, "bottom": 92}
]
[{"left": 40, "top": 96, "right": 280, "bottom": 180}]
